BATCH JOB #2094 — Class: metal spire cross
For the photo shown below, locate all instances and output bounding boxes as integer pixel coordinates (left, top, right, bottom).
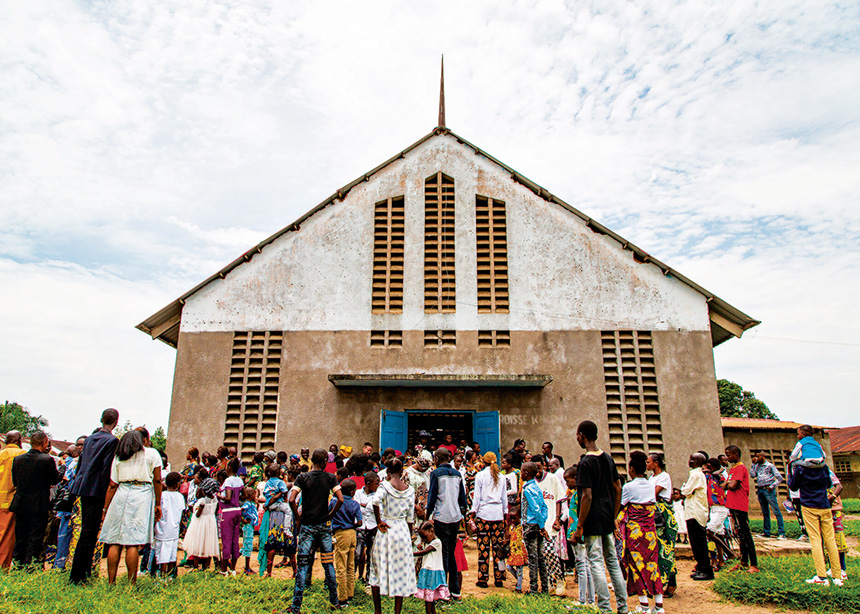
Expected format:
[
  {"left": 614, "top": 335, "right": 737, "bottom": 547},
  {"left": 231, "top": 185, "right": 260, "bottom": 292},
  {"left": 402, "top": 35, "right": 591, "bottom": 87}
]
[{"left": 438, "top": 55, "right": 446, "bottom": 128}]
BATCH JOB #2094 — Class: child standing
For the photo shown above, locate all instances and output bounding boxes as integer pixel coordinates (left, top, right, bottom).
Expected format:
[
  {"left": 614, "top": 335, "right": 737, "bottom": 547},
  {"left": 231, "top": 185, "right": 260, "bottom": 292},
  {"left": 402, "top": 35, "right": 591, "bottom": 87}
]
[
  {"left": 521, "top": 461, "right": 549, "bottom": 594},
  {"left": 331, "top": 478, "right": 362, "bottom": 607},
  {"left": 564, "top": 466, "right": 594, "bottom": 606},
  {"left": 414, "top": 522, "right": 450, "bottom": 614},
  {"left": 154, "top": 472, "right": 186, "bottom": 578},
  {"left": 216, "top": 458, "right": 244, "bottom": 575},
  {"left": 355, "top": 471, "right": 381, "bottom": 583},
  {"left": 183, "top": 477, "right": 220, "bottom": 570},
  {"left": 672, "top": 489, "right": 687, "bottom": 544},
  {"left": 505, "top": 505, "right": 526, "bottom": 593},
  {"left": 240, "top": 487, "right": 259, "bottom": 575}
]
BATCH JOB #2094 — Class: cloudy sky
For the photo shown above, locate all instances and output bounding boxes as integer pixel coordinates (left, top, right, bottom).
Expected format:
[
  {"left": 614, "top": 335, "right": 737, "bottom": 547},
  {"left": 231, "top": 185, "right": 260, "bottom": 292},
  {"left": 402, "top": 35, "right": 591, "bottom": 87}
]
[{"left": 2, "top": 1, "right": 858, "bottom": 441}]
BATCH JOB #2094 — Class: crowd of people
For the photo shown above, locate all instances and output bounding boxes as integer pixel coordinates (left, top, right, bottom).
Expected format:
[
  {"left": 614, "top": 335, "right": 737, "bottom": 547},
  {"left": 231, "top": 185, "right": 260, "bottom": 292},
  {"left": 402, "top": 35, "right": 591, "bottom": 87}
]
[{"left": 0, "top": 411, "right": 849, "bottom": 614}]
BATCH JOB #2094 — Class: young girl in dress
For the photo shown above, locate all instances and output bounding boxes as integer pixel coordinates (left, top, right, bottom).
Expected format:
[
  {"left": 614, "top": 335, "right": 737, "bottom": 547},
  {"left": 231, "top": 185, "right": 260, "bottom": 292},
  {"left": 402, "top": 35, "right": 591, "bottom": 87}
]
[
  {"left": 183, "top": 477, "right": 220, "bottom": 570},
  {"left": 414, "top": 522, "right": 449, "bottom": 614}
]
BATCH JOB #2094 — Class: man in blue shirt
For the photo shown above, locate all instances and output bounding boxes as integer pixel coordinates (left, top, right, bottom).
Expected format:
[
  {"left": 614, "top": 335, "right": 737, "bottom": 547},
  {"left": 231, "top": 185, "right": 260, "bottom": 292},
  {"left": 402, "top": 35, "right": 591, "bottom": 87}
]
[
  {"left": 426, "top": 447, "right": 467, "bottom": 599},
  {"left": 788, "top": 463, "right": 842, "bottom": 586},
  {"left": 329, "top": 479, "right": 362, "bottom": 607},
  {"left": 69, "top": 408, "right": 119, "bottom": 584},
  {"left": 521, "top": 461, "right": 548, "bottom": 593}
]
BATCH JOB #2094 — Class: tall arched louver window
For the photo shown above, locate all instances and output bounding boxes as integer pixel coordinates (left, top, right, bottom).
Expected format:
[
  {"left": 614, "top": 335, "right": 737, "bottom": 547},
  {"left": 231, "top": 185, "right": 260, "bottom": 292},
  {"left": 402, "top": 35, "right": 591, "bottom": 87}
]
[
  {"left": 372, "top": 196, "right": 405, "bottom": 313},
  {"left": 475, "top": 195, "right": 509, "bottom": 313},
  {"left": 424, "top": 172, "right": 456, "bottom": 313}
]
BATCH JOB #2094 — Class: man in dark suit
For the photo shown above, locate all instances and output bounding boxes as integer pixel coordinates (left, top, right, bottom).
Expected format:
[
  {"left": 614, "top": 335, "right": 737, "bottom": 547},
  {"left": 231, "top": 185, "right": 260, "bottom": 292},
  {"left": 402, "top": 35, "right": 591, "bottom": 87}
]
[
  {"left": 10, "top": 431, "right": 60, "bottom": 568},
  {"left": 68, "top": 408, "right": 119, "bottom": 584}
]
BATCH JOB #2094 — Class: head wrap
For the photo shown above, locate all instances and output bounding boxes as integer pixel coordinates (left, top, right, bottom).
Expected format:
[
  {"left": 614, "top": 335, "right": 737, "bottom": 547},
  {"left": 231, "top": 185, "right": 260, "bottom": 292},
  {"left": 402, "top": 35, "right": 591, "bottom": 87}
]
[
  {"left": 198, "top": 477, "right": 219, "bottom": 498},
  {"left": 328, "top": 452, "right": 335, "bottom": 463},
  {"left": 264, "top": 450, "right": 277, "bottom": 461},
  {"left": 290, "top": 454, "right": 299, "bottom": 462},
  {"left": 482, "top": 451, "right": 497, "bottom": 465},
  {"left": 340, "top": 445, "right": 353, "bottom": 456}
]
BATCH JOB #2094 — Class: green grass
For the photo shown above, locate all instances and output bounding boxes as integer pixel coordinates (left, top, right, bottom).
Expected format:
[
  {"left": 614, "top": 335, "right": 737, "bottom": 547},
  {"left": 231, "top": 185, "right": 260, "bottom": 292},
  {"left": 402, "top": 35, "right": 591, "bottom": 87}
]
[
  {"left": 843, "top": 499, "right": 860, "bottom": 515},
  {"left": 748, "top": 516, "right": 860, "bottom": 538},
  {"left": 749, "top": 518, "right": 804, "bottom": 538},
  {"left": 713, "top": 555, "right": 860, "bottom": 613},
  {"left": 0, "top": 570, "right": 591, "bottom": 614}
]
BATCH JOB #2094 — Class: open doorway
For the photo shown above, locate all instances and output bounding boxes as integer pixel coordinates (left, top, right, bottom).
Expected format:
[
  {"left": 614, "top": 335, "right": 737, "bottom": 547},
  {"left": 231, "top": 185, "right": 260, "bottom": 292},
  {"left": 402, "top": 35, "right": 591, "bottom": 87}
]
[{"left": 407, "top": 410, "right": 472, "bottom": 452}]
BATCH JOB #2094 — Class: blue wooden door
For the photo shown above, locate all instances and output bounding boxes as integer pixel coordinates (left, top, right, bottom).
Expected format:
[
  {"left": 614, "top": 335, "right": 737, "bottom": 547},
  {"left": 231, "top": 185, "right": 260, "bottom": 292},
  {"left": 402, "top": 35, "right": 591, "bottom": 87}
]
[
  {"left": 379, "top": 409, "right": 407, "bottom": 454},
  {"left": 473, "top": 410, "right": 500, "bottom": 458}
]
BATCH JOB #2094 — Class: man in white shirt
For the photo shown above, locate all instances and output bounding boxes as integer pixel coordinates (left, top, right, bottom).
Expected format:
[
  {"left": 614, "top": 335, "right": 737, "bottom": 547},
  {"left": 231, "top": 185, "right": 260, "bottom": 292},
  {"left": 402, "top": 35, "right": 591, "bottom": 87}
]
[
  {"left": 353, "top": 471, "right": 379, "bottom": 583},
  {"left": 681, "top": 453, "right": 713, "bottom": 580}
]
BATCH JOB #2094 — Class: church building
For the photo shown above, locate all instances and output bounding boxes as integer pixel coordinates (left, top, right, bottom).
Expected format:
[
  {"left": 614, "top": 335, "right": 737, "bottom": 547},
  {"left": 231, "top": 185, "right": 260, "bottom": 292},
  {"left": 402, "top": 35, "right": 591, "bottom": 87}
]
[{"left": 138, "top": 89, "right": 758, "bottom": 480}]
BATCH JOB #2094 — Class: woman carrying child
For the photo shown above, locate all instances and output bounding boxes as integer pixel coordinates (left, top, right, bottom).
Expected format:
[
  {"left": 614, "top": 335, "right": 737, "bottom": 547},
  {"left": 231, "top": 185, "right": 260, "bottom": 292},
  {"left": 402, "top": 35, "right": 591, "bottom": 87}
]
[
  {"left": 258, "top": 463, "right": 294, "bottom": 577},
  {"left": 369, "top": 458, "right": 417, "bottom": 614},
  {"left": 618, "top": 451, "right": 664, "bottom": 614},
  {"left": 647, "top": 453, "right": 678, "bottom": 597},
  {"left": 414, "top": 521, "right": 450, "bottom": 614}
]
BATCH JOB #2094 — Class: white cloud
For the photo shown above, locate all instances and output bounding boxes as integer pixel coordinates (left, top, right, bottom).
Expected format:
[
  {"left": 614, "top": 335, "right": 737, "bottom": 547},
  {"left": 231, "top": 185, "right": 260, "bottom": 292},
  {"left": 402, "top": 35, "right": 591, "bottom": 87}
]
[{"left": 1, "top": 0, "right": 858, "bottom": 437}]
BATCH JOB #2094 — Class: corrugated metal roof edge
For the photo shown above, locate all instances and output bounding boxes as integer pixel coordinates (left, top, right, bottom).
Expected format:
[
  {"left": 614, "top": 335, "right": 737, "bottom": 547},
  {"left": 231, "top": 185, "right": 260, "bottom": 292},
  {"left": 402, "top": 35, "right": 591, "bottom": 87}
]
[{"left": 137, "top": 127, "right": 761, "bottom": 348}]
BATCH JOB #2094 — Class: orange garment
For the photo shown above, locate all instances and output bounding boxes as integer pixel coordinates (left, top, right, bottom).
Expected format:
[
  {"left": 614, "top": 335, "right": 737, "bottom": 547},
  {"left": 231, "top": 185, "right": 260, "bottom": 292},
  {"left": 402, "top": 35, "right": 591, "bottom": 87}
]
[
  {"left": 0, "top": 510, "right": 14, "bottom": 568},
  {"left": 0, "top": 444, "right": 25, "bottom": 509},
  {"left": 0, "top": 444, "right": 25, "bottom": 569}
]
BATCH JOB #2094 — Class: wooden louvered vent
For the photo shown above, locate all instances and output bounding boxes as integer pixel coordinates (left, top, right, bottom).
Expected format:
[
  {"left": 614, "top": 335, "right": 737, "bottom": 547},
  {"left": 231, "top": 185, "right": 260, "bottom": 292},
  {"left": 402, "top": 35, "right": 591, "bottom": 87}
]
[
  {"left": 372, "top": 196, "right": 405, "bottom": 313},
  {"left": 601, "top": 331, "right": 662, "bottom": 470},
  {"left": 424, "top": 330, "right": 456, "bottom": 348},
  {"left": 475, "top": 196, "right": 509, "bottom": 313},
  {"left": 224, "top": 331, "right": 282, "bottom": 459},
  {"left": 478, "top": 330, "right": 511, "bottom": 347},
  {"left": 370, "top": 330, "right": 403, "bottom": 347},
  {"left": 424, "top": 172, "right": 456, "bottom": 312}
]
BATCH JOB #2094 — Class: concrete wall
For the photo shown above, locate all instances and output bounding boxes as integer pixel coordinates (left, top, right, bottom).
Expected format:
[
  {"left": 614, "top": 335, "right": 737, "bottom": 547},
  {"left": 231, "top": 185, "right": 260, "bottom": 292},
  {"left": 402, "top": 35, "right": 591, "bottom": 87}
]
[
  {"left": 166, "top": 328, "right": 721, "bottom": 484},
  {"left": 721, "top": 427, "right": 833, "bottom": 513},
  {"left": 179, "top": 134, "right": 709, "bottom": 335},
  {"left": 833, "top": 452, "right": 860, "bottom": 499}
]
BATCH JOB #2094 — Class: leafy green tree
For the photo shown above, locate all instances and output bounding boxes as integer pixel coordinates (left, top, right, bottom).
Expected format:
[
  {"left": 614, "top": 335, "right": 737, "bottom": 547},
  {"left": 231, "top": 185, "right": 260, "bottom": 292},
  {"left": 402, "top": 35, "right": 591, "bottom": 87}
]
[
  {"left": 717, "top": 379, "right": 779, "bottom": 420},
  {"left": 151, "top": 426, "right": 167, "bottom": 452},
  {"left": 115, "top": 420, "right": 134, "bottom": 438},
  {"left": 0, "top": 401, "right": 49, "bottom": 437}
]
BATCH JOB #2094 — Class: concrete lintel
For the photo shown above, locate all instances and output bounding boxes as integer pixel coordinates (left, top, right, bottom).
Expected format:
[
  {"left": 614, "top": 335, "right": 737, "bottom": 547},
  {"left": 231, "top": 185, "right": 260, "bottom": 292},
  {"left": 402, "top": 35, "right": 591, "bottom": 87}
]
[{"left": 328, "top": 374, "right": 552, "bottom": 388}]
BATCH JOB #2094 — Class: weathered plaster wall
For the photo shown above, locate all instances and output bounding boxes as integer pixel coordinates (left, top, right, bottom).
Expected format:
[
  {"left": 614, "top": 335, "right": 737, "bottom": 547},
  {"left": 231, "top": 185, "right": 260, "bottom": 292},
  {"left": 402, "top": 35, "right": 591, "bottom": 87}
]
[
  {"left": 180, "top": 134, "right": 709, "bottom": 334},
  {"left": 168, "top": 328, "right": 717, "bottom": 483}
]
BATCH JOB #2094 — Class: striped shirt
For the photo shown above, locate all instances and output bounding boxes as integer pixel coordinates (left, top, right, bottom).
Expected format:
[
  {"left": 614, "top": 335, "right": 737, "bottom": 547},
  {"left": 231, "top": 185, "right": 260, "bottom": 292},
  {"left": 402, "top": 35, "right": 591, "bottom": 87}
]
[{"left": 750, "top": 461, "right": 783, "bottom": 490}]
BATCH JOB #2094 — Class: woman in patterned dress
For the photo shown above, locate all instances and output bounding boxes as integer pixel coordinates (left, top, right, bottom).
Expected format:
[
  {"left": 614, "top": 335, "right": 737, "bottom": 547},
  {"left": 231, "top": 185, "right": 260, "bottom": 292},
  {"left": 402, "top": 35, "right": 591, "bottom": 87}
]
[
  {"left": 647, "top": 452, "right": 677, "bottom": 597},
  {"left": 369, "top": 458, "right": 417, "bottom": 614},
  {"left": 619, "top": 452, "right": 664, "bottom": 614}
]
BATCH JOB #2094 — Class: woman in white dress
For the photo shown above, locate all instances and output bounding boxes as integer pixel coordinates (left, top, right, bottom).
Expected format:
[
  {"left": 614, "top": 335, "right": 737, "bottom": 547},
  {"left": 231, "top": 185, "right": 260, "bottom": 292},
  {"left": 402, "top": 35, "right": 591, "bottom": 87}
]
[
  {"left": 369, "top": 458, "right": 416, "bottom": 614},
  {"left": 99, "top": 429, "right": 162, "bottom": 585}
]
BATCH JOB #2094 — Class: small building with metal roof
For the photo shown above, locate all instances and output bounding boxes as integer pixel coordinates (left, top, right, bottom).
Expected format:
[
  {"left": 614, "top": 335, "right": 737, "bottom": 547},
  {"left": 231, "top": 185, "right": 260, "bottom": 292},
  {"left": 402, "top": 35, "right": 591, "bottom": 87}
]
[{"left": 829, "top": 425, "right": 860, "bottom": 498}]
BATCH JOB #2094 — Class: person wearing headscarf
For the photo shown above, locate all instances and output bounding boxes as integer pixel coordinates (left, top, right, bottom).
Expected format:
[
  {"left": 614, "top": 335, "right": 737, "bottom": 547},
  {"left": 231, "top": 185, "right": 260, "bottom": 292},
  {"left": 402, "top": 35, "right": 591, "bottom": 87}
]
[{"left": 468, "top": 451, "right": 509, "bottom": 588}]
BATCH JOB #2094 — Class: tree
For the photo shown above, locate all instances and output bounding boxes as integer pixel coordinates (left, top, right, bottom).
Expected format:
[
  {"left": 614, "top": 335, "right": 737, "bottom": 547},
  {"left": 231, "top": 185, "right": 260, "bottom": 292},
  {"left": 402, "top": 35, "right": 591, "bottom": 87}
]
[
  {"left": 114, "top": 420, "right": 167, "bottom": 452},
  {"left": 151, "top": 426, "right": 167, "bottom": 453},
  {"left": 0, "top": 401, "right": 49, "bottom": 437},
  {"left": 717, "top": 379, "right": 779, "bottom": 420}
]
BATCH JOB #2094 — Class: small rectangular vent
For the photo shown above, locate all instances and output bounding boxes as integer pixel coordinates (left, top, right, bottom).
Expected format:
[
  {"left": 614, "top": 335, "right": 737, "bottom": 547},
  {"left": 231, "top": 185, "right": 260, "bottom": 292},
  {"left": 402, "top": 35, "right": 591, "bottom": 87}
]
[
  {"left": 601, "top": 330, "right": 662, "bottom": 471},
  {"left": 424, "top": 172, "right": 456, "bottom": 313},
  {"left": 424, "top": 330, "right": 456, "bottom": 348},
  {"left": 478, "top": 330, "right": 511, "bottom": 347},
  {"left": 476, "top": 196, "right": 509, "bottom": 313},
  {"left": 372, "top": 196, "right": 405, "bottom": 313},
  {"left": 370, "top": 330, "right": 403, "bottom": 347},
  {"left": 225, "top": 331, "right": 282, "bottom": 459}
]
